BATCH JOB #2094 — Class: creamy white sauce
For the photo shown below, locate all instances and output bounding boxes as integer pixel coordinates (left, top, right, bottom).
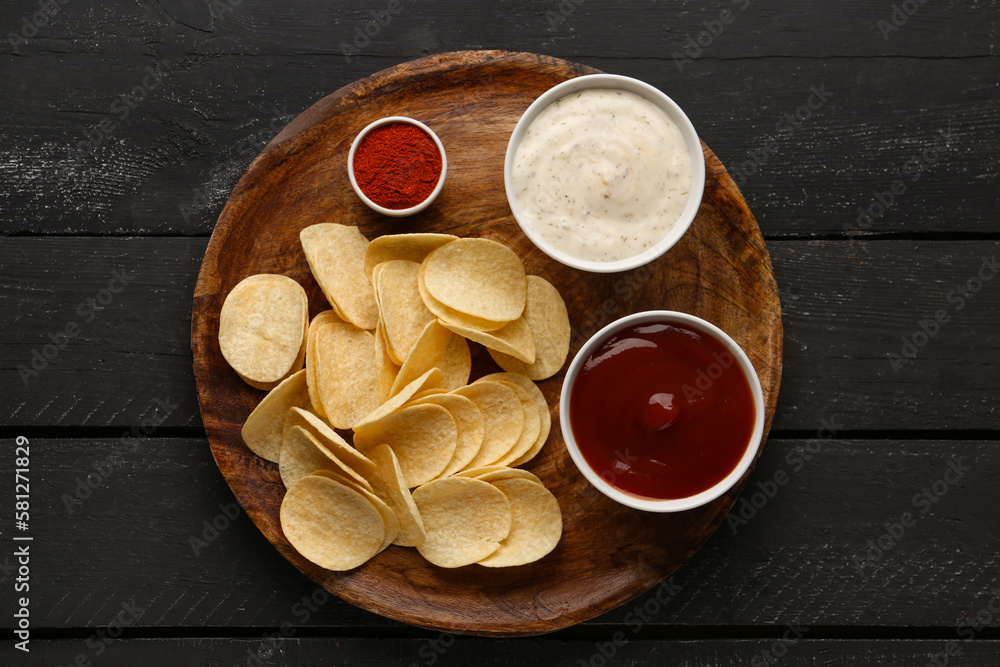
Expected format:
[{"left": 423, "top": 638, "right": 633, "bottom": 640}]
[{"left": 511, "top": 89, "right": 693, "bottom": 262}]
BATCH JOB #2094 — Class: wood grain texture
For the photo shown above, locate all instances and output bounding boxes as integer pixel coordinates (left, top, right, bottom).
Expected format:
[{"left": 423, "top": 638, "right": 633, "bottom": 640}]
[
  {"left": 2, "top": 54, "right": 996, "bottom": 237},
  {"left": 3, "top": 0, "right": 995, "bottom": 58},
  {"left": 1, "top": 0, "right": 997, "bottom": 653},
  {"left": 1, "top": 238, "right": 205, "bottom": 428},
  {"left": 190, "top": 50, "right": 782, "bottom": 636},
  {"left": 4, "top": 438, "right": 997, "bottom": 632},
  {"left": 22, "top": 637, "right": 1000, "bottom": 666},
  {"left": 4, "top": 239, "right": 997, "bottom": 431},
  {"left": 772, "top": 239, "right": 1000, "bottom": 432}
]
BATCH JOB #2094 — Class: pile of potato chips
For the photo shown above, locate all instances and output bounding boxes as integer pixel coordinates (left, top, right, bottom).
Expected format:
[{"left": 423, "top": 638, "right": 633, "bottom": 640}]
[{"left": 219, "top": 224, "right": 570, "bottom": 570}]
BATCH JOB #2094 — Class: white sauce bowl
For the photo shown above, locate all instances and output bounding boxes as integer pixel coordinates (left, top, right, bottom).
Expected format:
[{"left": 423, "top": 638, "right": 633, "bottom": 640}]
[{"left": 505, "top": 74, "right": 705, "bottom": 273}]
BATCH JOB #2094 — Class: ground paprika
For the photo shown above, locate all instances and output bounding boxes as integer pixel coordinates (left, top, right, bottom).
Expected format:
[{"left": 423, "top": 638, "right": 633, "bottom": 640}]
[{"left": 352, "top": 122, "right": 442, "bottom": 210}]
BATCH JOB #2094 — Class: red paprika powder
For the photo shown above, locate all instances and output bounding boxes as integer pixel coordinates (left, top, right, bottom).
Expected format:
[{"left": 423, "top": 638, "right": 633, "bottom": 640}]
[{"left": 352, "top": 122, "right": 443, "bottom": 210}]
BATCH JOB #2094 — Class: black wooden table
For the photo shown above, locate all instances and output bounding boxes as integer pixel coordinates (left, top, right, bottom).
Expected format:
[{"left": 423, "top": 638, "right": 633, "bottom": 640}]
[{"left": 2, "top": 1, "right": 998, "bottom": 664}]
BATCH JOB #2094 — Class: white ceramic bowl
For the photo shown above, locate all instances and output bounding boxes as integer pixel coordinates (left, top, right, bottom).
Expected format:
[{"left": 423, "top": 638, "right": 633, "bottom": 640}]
[
  {"left": 559, "top": 311, "right": 765, "bottom": 512},
  {"left": 504, "top": 74, "right": 706, "bottom": 273},
  {"left": 348, "top": 116, "right": 447, "bottom": 217}
]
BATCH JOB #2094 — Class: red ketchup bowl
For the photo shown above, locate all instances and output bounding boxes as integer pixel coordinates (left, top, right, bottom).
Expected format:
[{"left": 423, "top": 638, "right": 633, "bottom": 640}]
[{"left": 559, "top": 311, "right": 765, "bottom": 512}]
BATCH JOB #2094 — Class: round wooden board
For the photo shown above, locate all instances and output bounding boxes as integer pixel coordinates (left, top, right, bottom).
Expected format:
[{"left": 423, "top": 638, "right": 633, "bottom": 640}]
[{"left": 191, "top": 50, "right": 782, "bottom": 637}]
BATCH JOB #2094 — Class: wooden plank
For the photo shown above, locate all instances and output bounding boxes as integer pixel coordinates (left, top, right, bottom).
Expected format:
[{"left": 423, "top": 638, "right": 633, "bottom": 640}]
[
  {"left": 772, "top": 239, "right": 1000, "bottom": 431},
  {"left": 0, "top": 54, "right": 996, "bottom": 236},
  {"left": 3, "top": 238, "right": 998, "bottom": 431},
  {"left": 2, "top": 438, "right": 997, "bottom": 631},
  {"left": 19, "top": 637, "right": 1000, "bottom": 666},
  {"left": 3, "top": 0, "right": 994, "bottom": 59},
  {"left": 2, "top": 238, "right": 205, "bottom": 428}
]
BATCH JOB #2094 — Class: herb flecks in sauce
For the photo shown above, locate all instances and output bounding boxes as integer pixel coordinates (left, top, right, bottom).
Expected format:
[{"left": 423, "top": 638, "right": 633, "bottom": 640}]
[{"left": 512, "top": 89, "right": 693, "bottom": 262}]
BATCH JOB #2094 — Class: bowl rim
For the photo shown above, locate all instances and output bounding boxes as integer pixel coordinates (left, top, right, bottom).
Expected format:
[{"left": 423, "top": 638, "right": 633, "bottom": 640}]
[
  {"left": 348, "top": 115, "right": 448, "bottom": 217},
  {"left": 504, "top": 73, "right": 706, "bottom": 273},
  {"left": 558, "top": 310, "right": 766, "bottom": 513}
]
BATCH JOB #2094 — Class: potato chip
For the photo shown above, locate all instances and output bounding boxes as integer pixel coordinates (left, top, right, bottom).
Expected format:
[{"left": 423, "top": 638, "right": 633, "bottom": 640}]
[
  {"left": 489, "top": 276, "right": 570, "bottom": 380},
  {"left": 390, "top": 321, "right": 470, "bottom": 396},
  {"left": 354, "top": 484, "right": 400, "bottom": 553},
  {"left": 373, "top": 320, "right": 400, "bottom": 404},
  {"left": 486, "top": 379, "right": 541, "bottom": 467},
  {"left": 306, "top": 311, "right": 342, "bottom": 418},
  {"left": 235, "top": 336, "right": 306, "bottom": 390},
  {"left": 237, "top": 314, "right": 308, "bottom": 392},
  {"left": 364, "top": 233, "right": 457, "bottom": 281},
  {"left": 280, "top": 475, "right": 384, "bottom": 571},
  {"left": 279, "top": 425, "right": 372, "bottom": 491},
  {"left": 370, "top": 262, "right": 386, "bottom": 305},
  {"left": 411, "top": 393, "right": 485, "bottom": 479},
  {"left": 283, "top": 406, "right": 375, "bottom": 479},
  {"left": 314, "top": 322, "right": 379, "bottom": 429},
  {"left": 440, "top": 316, "right": 535, "bottom": 364},
  {"left": 354, "top": 368, "right": 444, "bottom": 430},
  {"left": 242, "top": 369, "right": 310, "bottom": 463},
  {"left": 310, "top": 468, "right": 373, "bottom": 496},
  {"left": 353, "top": 404, "right": 457, "bottom": 488},
  {"left": 417, "top": 265, "right": 508, "bottom": 332},
  {"left": 377, "top": 260, "right": 436, "bottom": 365},
  {"left": 300, "top": 223, "right": 379, "bottom": 330},
  {"left": 408, "top": 387, "right": 447, "bottom": 402},
  {"left": 421, "top": 238, "right": 527, "bottom": 323},
  {"left": 219, "top": 274, "right": 308, "bottom": 388},
  {"left": 461, "top": 467, "right": 542, "bottom": 485},
  {"left": 510, "top": 436, "right": 546, "bottom": 469},
  {"left": 413, "top": 477, "right": 512, "bottom": 568},
  {"left": 480, "top": 372, "right": 552, "bottom": 467},
  {"left": 453, "top": 465, "right": 509, "bottom": 478},
  {"left": 368, "top": 445, "right": 427, "bottom": 547},
  {"left": 452, "top": 381, "right": 524, "bottom": 469},
  {"left": 478, "top": 478, "right": 562, "bottom": 567},
  {"left": 308, "top": 469, "right": 398, "bottom": 552}
]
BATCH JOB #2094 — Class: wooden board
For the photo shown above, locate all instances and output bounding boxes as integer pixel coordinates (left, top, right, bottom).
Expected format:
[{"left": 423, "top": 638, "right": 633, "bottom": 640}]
[
  {"left": 7, "top": 238, "right": 999, "bottom": 432},
  {"left": 25, "top": 638, "right": 1000, "bottom": 665},
  {"left": 190, "top": 50, "right": 783, "bottom": 636},
  {"left": 12, "top": 438, "right": 999, "bottom": 632},
  {"left": 5, "top": 56, "right": 997, "bottom": 238}
]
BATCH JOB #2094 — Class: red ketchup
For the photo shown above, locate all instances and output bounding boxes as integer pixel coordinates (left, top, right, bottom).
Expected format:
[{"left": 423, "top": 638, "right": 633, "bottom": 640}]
[{"left": 569, "top": 321, "right": 756, "bottom": 500}]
